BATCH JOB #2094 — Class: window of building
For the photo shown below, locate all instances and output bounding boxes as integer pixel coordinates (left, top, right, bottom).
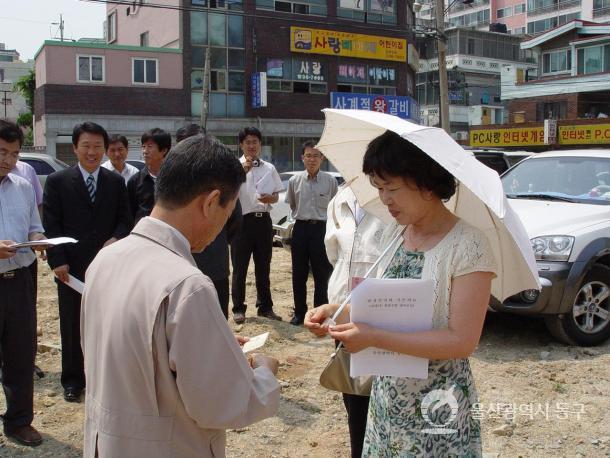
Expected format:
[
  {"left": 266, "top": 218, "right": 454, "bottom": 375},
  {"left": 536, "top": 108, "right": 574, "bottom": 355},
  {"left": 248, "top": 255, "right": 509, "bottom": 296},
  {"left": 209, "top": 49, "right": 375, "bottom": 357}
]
[
  {"left": 140, "top": 31, "right": 149, "bottom": 47},
  {"left": 513, "top": 26, "right": 526, "bottom": 35},
  {"left": 497, "top": 6, "right": 513, "bottom": 18},
  {"left": 264, "top": 57, "right": 328, "bottom": 94},
  {"left": 256, "top": 0, "right": 327, "bottom": 15},
  {"left": 107, "top": 10, "right": 117, "bottom": 43},
  {"left": 577, "top": 45, "right": 610, "bottom": 74},
  {"left": 77, "top": 55, "right": 105, "bottom": 83},
  {"left": 527, "top": 12, "right": 579, "bottom": 34},
  {"left": 536, "top": 101, "right": 567, "bottom": 120},
  {"left": 542, "top": 49, "right": 571, "bottom": 74},
  {"left": 514, "top": 3, "right": 526, "bottom": 13},
  {"left": 191, "top": 0, "right": 243, "bottom": 10},
  {"left": 0, "top": 69, "right": 4, "bottom": 82},
  {"left": 133, "top": 58, "right": 158, "bottom": 84},
  {"left": 190, "top": 11, "right": 245, "bottom": 117},
  {"left": 451, "top": 8, "right": 490, "bottom": 27},
  {"left": 337, "top": 0, "right": 397, "bottom": 24}
]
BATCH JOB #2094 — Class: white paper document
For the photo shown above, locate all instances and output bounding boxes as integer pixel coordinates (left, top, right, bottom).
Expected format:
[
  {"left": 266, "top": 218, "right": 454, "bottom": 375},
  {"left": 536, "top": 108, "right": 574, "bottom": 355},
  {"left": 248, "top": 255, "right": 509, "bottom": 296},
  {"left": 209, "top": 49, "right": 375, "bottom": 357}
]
[
  {"left": 10, "top": 237, "right": 77, "bottom": 249},
  {"left": 350, "top": 278, "right": 434, "bottom": 379},
  {"left": 255, "top": 171, "right": 277, "bottom": 196},
  {"left": 242, "top": 332, "right": 269, "bottom": 353},
  {"left": 65, "top": 275, "right": 85, "bottom": 295}
]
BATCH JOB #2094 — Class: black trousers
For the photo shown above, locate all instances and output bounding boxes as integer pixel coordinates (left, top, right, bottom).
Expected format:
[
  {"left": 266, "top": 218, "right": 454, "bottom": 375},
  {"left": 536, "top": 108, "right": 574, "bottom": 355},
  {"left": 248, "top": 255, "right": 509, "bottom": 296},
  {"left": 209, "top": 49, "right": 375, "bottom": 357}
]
[
  {"left": 343, "top": 393, "right": 370, "bottom": 458},
  {"left": 213, "top": 277, "right": 230, "bottom": 320},
  {"left": 57, "top": 281, "right": 85, "bottom": 390},
  {"left": 0, "top": 267, "right": 36, "bottom": 432},
  {"left": 231, "top": 213, "right": 274, "bottom": 314},
  {"left": 291, "top": 220, "right": 331, "bottom": 317}
]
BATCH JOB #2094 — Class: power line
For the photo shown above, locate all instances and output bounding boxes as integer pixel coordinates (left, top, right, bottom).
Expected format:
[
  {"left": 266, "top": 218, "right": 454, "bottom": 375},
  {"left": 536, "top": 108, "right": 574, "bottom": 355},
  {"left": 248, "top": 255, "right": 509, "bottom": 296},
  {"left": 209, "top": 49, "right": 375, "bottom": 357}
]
[{"left": 80, "top": 0, "right": 415, "bottom": 37}]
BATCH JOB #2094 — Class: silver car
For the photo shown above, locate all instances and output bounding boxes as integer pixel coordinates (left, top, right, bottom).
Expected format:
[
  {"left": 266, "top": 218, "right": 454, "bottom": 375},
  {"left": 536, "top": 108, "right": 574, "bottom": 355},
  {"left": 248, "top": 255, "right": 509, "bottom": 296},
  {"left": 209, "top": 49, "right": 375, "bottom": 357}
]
[{"left": 19, "top": 152, "right": 69, "bottom": 187}]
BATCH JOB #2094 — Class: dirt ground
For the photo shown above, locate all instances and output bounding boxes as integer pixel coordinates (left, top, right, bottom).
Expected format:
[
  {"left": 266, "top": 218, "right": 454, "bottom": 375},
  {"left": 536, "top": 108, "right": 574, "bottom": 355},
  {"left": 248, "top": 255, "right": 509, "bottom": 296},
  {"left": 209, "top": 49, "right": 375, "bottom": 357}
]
[{"left": 1, "top": 248, "right": 609, "bottom": 457}]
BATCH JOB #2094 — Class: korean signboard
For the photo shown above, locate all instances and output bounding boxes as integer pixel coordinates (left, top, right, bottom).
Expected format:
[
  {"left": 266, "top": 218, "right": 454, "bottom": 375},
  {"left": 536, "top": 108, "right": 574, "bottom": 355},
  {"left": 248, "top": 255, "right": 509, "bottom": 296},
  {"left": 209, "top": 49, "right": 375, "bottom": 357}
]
[
  {"left": 337, "top": 64, "right": 367, "bottom": 84},
  {"left": 470, "top": 123, "right": 610, "bottom": 147},
  {"left": 559, "top": 124, "right": 610, "bottom": 145},
  {"left": 251, "top": 72, "right": 267, "bottom": 108},
  {"left": 330, "top": 92, "right": 418, "bottom": 121},
  {"left": 470, "top": 127, "right": 545, "bottom": 147},
  {"left": 292, "top": 59, "right": 326, "bottom": 82},
  {"left": 290, "top": 26, "right": 407, "bottom": 63}
]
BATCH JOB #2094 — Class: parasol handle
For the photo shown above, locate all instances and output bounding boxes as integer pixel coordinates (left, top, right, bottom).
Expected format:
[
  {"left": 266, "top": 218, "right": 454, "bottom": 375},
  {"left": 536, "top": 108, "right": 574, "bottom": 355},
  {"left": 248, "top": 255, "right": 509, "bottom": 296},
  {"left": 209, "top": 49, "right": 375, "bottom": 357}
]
[{"left": 323, "top": 226, "right": 407, "bottom": 326}]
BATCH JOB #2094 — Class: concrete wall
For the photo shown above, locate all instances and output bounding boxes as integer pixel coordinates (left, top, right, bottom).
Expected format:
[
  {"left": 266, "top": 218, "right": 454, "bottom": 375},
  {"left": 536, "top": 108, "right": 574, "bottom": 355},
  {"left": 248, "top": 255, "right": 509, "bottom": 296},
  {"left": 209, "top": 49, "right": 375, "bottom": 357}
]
[
  {"left": 36, "top": 44, "right": 183, "bottom": 89},
  {"left": 108, "top": 0, "right": 181, "bottom": 48}
]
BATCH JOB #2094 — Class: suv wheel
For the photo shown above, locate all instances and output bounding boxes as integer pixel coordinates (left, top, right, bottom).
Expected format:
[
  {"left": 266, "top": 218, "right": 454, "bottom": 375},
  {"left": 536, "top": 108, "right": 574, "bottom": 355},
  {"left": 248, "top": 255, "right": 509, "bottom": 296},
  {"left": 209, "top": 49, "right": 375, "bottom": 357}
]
[{"left": 545, "top": 263, "right": 610, "bottom": 346}]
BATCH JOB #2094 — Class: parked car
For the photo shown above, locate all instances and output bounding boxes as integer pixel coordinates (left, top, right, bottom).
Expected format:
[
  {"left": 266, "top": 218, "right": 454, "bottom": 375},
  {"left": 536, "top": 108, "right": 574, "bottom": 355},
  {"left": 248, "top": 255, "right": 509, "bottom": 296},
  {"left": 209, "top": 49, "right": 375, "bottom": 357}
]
[
  {"left": 19, "top": 152, "right": 69, "bottom": 187},
  {"left": 466, "top": 148, "right": 533, "bottom": 175},
  {"left": 495, "top": 149, "right": 610, "bottom": 345},
  {"left": 272, "top": 171, "right": 344, "bottom": 249},
  {"left": 126, "top": 159, "right": 145, "bottom": 170}
]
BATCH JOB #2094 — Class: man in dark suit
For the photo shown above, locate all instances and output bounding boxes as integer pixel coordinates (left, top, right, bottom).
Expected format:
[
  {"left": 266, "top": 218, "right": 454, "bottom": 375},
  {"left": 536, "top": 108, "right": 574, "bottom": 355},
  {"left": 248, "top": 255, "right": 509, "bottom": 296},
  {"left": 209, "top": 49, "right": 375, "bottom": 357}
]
[{"left": 43, "top": 122, "right": 132, "bottom": 403}]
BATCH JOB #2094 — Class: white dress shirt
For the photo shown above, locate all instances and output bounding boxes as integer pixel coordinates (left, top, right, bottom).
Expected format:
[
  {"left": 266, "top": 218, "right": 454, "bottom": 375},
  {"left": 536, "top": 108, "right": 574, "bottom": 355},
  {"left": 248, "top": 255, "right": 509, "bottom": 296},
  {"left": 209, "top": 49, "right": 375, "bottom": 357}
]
[
  {"left": 0, "top": 174, "right": 44, "bottom": 273},
  {"left": 237, "top": 156, "right": 283, "bottom": 215},
  {"left": 102, "top": 160, "right": 138, "bottom": 184}
]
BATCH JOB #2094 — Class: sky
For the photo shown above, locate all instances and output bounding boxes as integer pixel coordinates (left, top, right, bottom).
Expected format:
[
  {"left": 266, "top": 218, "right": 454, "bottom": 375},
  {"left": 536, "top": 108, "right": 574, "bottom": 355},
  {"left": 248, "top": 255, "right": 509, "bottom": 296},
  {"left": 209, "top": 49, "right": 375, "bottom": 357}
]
[{"left": 0, "top": 0, "right": 107, "bottom": 61}]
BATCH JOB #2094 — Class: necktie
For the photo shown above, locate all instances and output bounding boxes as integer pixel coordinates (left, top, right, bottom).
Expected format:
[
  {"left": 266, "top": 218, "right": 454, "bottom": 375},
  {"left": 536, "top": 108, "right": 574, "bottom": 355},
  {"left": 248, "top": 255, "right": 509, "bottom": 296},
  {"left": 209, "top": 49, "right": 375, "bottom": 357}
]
[{"left": 86, "top": 175, "right": 96, "bottom": 203}]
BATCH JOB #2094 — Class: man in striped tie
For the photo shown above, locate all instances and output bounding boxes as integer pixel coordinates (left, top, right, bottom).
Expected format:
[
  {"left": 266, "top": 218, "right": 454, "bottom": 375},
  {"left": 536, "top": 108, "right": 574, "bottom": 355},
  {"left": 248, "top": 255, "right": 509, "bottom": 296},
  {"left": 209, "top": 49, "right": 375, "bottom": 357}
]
[{"left": 43, "top": 122, "right": 132, "bottom": 403}]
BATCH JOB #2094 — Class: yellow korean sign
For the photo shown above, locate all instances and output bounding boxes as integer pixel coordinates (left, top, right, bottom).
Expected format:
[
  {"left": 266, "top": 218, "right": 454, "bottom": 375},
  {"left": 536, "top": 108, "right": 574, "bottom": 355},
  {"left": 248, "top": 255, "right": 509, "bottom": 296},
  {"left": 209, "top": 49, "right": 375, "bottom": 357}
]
[
  {"left": 290, "top": 27, "right": 407, "bottom": 63},
  {"left": 559, "top": 124, "right": 610, "bottom": 145},
  {"left": 470, "top": 127, "right": 545, "bottom": 147}
]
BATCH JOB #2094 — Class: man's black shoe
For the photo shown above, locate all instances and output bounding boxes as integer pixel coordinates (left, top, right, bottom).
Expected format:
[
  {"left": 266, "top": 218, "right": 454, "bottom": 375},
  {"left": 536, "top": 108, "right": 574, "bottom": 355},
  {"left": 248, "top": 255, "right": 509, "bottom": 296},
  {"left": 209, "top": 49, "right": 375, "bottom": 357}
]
[
  {"left": 4, "top": 425, "right": 43, "bottom": 447},
  {"left": 257, "top": 309, "right": 283, "bottom": 321},
  {"left": 63, "top": 387, "right": 82, "bottom": 403},
  {"left": 289, "top": 315, "right": 304, "bottom": 326}
]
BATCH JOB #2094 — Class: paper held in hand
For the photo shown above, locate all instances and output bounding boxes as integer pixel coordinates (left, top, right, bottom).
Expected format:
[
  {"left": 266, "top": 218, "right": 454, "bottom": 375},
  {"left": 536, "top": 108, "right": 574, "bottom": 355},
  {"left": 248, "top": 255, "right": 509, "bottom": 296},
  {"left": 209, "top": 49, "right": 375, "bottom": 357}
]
[
  {"left": 255, "top": 171, "right": 276, "bottom": 197},
  {"left": 10, "top": 237, "right": 77, "bottom": 249},
  {"left": 242, "top": 332, "right": 269, "bottom": 353},
  {"left": 350, "top": 278, "right": 434, "bottom": 379}
]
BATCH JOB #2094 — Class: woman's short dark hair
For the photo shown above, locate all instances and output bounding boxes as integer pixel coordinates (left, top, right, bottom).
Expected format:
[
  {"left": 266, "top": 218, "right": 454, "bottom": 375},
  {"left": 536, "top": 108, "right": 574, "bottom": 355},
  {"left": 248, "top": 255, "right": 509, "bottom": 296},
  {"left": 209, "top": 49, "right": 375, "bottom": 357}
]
[
  {"left": 238, "top": 127, "right": 262, "bottom": 144},
  {"left": 108, "top": 134, "right": 128, "bottom": 148},
  {"left": 363, "top": 130, "right": 456, "bottom": 200},
  {"left": 0, "top": 120, "right": 24, "bottom": 147},
  {"left": 156, "top": 134, "right": 245, "bottom": 209},
  {"left": 72, "top": 122, "right": 109, "bottom": 149},
  {"left": 141, "top": 128, "right": 172, "bottom": 154}
]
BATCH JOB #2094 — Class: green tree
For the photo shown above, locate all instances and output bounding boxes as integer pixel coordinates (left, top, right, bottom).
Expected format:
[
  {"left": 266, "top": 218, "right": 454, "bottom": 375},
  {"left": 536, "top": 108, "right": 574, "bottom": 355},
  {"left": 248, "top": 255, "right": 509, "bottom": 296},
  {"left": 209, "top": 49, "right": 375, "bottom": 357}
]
[
  {"left": 17, "top": 112, "right": 32, "bottom": 129},
  {"left": 14, "top": 69, "right": 35, "bottom": 112}
]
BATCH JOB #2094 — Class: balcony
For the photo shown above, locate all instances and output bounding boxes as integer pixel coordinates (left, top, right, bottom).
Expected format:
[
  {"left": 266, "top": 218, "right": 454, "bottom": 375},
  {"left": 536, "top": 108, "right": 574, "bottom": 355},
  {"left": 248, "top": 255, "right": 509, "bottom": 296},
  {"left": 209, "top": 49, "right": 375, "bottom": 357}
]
[{"left": 527, "top": 0, "right": 581, "bottom": 17}]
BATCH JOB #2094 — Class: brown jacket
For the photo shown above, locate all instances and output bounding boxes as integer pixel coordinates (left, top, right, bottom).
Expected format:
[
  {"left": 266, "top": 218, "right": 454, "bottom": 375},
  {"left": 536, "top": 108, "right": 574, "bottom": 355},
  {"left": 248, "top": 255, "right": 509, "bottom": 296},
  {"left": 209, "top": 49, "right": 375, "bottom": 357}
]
[{"left": 81, "top": 217, "right": 279, "bottom": 457}]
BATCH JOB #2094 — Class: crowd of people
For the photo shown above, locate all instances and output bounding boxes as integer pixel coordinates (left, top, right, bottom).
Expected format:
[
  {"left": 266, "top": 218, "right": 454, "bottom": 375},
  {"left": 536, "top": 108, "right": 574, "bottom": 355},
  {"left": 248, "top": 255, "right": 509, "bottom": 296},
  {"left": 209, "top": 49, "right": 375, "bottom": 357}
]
[{"left": 0, "top": 117, "right": 497, "bottom": 457}]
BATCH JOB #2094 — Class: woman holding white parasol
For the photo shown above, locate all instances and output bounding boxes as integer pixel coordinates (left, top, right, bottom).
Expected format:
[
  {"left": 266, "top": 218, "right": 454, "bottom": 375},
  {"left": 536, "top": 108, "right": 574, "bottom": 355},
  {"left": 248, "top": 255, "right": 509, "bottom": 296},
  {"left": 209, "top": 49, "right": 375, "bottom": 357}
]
[{"left": 306, "top": 130, "right": 497, "bottom": 456}]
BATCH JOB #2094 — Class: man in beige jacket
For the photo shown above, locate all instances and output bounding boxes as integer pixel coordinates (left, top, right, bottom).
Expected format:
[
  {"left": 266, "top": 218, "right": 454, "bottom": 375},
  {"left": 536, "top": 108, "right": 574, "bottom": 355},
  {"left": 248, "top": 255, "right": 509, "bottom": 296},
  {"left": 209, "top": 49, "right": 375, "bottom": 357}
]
[{"left": 81, "top": 135, "right": 280, "bottom": 457}]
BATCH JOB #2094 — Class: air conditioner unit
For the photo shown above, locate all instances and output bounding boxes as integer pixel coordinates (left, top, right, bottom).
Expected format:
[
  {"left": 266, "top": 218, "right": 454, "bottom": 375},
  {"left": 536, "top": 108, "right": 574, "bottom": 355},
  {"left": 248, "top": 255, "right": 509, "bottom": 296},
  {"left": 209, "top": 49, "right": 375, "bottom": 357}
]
[{"left": 455, "top": 131, "right": 468, "bottom": 141}]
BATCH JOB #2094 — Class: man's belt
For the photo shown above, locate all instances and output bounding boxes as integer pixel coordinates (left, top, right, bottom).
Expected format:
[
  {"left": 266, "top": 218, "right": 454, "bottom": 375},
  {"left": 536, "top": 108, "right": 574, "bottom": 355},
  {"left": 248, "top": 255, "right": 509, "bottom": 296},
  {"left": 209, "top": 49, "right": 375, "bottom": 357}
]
[
  {"left": 296, "top": 219, "right": 325, "bottom": 224},
  {"left": 245, "top": 212, "right": 269, "bottom": 218},
  {"left": 0, "top": 267, "right": 26, "bottom": 279}
]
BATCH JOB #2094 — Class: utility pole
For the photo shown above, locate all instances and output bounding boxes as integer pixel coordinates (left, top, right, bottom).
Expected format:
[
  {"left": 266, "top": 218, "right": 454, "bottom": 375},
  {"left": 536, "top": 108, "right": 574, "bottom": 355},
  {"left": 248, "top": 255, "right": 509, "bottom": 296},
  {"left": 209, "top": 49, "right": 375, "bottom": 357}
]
[
  {"left": 435, "top": 0, "right": 450, "bottom": 133},
  {"left": 200, "top": 47, "right": 210, "bottom": 132},
  {"left": 52, "top": 14, "right": 65, "bottom": 41}
]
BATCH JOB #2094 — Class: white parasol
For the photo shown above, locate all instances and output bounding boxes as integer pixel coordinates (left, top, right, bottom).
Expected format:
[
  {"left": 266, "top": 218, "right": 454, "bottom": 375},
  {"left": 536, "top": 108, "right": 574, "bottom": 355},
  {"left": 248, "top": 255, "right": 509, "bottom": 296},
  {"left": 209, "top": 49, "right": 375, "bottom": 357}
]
[{"left": 317, "top": 109, "right": 540, "bottom": 302}]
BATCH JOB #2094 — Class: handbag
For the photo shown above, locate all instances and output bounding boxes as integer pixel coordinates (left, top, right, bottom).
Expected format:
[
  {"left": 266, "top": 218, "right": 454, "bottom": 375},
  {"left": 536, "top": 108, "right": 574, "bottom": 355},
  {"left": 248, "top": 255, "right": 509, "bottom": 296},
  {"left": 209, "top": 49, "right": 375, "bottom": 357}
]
[
  {"left": 319, "top": 343, "right": 372, "bottom": 396},
  {"left": 319, "top": 226, "right": 406, "bottom": 397}
]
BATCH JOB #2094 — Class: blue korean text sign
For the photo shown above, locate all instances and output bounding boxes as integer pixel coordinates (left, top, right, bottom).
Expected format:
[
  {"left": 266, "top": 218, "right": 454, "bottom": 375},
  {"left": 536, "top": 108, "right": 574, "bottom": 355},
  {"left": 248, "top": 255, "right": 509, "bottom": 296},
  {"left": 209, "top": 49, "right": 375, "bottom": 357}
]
[
  {"left": 251, "top": 72, "right": 268, "bottom": 108},
  {"left": 330, "top": 92, "right": 418, "bottom": 122}
]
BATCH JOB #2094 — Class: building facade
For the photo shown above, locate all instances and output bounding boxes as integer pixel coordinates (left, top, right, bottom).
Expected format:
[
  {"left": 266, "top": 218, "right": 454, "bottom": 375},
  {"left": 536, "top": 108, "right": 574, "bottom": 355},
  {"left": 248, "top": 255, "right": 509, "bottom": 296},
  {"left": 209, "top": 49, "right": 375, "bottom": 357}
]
[
  {"left": 106, "top": 0, "right": 418, "bottom": 172},
  {"left": 34, "top": 40, "right": 186, "bottom": 162},
  {"left": 416, "top": 27, "right": 535, "bottom": 137},
  {"left": 0, "top": 43, "right": 33, "bottom": 122},
  {"left": 417, "top": 0, "right": 610, "bottom": 36},
  {"left": 470, "top": 19, "right": 610, "bottom": 149}
]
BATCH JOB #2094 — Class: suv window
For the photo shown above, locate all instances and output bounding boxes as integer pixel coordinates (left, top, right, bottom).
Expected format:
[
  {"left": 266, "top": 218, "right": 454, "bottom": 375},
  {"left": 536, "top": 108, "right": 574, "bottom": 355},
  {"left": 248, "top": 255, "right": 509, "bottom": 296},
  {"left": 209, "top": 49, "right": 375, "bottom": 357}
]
[
  {"left": 503, "top": 156, "right": 610, "bottom": 204},
  {"left": 474, "top": 154, "right": 509, "bottom": 175},
  {"left": 21, "top": 159, "right": 54, "bottom": 175}
]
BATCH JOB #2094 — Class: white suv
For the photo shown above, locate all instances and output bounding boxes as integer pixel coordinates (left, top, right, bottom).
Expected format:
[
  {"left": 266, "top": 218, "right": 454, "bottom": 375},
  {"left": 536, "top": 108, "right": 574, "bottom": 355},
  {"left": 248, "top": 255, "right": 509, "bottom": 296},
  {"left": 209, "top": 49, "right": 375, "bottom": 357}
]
[{"left": 497, "top": 150, "right": 610, "bottom": 346}]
